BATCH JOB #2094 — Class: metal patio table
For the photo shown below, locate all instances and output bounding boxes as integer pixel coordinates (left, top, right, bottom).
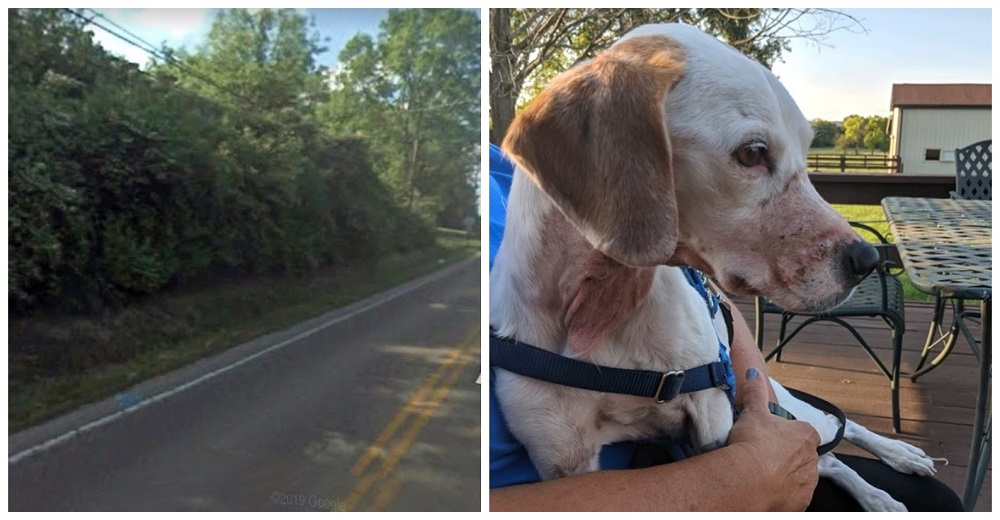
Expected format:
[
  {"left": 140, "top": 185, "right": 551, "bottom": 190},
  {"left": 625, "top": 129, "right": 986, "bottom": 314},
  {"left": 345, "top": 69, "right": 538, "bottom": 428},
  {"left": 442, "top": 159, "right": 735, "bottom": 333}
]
[{"left": 882, "top": 196, "right": 991, "bottom": 511}]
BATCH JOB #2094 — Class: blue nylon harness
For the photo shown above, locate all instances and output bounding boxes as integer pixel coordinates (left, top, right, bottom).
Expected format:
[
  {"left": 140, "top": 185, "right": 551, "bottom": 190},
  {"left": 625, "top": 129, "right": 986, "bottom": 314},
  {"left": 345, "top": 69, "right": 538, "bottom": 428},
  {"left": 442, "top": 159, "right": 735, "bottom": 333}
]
[{"left": 489, "top": 267, "right": 737, "bottom": 411}]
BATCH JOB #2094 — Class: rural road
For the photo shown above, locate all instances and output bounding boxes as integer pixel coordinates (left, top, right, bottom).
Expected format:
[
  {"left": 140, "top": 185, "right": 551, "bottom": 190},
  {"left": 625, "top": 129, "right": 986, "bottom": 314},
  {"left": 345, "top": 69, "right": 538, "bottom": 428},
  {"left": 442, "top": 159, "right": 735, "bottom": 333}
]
[{"left": 8, "top": 258, "right": 482, "bottom": 512}]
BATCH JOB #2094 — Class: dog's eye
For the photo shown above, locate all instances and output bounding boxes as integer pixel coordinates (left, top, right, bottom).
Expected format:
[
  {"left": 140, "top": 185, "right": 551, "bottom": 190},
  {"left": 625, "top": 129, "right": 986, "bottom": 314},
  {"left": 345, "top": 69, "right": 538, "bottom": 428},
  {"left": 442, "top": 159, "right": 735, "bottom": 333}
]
[{"left": 735, "top": 141, "right": 768, "bottom": 168}]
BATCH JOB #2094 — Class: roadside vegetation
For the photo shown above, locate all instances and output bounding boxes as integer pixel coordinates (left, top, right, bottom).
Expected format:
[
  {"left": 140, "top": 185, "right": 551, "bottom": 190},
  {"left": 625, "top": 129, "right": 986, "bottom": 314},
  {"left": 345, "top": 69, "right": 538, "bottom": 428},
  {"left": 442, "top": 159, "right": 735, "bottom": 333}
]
[{"left": 9, "top": 229, "right": 479, "bottom": 433}]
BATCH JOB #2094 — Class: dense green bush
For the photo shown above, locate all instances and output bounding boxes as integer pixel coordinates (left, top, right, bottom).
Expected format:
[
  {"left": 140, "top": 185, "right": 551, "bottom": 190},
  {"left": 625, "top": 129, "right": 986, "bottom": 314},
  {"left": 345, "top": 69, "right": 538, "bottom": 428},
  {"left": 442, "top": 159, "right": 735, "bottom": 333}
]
[{"left": 8, "top": 10, "right": 434, "bottom": 314}]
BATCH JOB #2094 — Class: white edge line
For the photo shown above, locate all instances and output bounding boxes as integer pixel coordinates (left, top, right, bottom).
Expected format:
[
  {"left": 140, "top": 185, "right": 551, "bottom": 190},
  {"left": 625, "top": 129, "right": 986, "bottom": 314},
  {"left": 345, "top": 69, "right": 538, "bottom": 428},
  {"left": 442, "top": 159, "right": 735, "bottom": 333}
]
[{"left": 9, "top": 260, "right": 471, "bottom": 465}]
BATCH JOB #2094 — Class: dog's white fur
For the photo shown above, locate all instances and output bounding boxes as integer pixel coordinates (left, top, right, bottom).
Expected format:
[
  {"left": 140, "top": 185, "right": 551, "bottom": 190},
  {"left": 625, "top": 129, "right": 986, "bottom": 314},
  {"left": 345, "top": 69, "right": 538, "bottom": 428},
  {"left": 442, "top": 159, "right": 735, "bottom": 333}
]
[{"left": 491, "top": 24, "right": 935, "bottom": 511}]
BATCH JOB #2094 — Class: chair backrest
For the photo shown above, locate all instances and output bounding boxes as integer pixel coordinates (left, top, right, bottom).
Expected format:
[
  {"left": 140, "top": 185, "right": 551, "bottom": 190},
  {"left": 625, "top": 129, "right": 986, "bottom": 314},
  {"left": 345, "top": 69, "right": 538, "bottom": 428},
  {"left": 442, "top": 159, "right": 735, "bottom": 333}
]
[{"left": 954, "top": 140, "right": 992, "bottom": 200}]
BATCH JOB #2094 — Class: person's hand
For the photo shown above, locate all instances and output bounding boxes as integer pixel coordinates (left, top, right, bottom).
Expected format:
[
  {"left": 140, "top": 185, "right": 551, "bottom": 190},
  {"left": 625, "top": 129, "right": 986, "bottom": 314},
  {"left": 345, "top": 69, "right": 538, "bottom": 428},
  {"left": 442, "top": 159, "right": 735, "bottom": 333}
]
[{"left": 727, "top": 368, "right": 820, "bottom": 511}]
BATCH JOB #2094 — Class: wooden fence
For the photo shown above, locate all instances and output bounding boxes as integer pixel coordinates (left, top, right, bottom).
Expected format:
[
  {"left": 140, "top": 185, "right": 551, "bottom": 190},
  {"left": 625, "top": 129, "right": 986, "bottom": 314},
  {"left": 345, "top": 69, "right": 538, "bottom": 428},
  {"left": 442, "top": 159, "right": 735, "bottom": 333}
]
[{"left": 807, "top": 153, "right": 901, "bottom": 173}]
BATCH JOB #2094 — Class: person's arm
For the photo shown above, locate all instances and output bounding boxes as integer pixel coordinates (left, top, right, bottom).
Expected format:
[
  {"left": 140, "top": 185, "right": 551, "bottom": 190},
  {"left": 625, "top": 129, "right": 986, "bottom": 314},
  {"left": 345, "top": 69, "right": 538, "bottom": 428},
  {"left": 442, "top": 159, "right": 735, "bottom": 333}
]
[
  {"left": 491, "top": 367, "right": 819, "bottom": 511},
  {"left": 490, "top": 310, "right": 820, "bottom": 512},
  {"left": 724, "top": 299, "right": 778, "bottom": 405}
]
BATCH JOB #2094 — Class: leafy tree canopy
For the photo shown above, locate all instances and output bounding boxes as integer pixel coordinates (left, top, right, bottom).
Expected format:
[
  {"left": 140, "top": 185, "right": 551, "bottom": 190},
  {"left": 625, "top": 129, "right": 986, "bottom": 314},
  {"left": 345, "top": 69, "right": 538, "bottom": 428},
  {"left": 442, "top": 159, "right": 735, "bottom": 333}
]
[{"left": 327, "top": 9, "right": 481, "bottom": 227}]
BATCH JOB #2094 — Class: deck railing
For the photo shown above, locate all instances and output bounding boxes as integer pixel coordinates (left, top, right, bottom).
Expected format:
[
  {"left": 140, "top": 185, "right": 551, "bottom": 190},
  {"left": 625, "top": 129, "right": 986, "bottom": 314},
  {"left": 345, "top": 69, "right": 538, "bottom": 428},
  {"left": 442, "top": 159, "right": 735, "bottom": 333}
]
[{"left": 809, "top": 172, "right": 953, "bottom": 205}]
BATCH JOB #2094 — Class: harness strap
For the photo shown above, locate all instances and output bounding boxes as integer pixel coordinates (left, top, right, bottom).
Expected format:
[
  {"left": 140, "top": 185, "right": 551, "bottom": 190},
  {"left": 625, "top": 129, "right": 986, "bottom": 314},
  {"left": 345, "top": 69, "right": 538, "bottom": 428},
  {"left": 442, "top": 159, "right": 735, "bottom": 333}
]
[
  {"left": 490, "top": 334, "right": 732, "bottom": 403},
  {"left": 718, "top": 293, "right": 735, "bottom": 345},
  {"left": 682, "top": 267, "right": 737, "bottom": 407}
]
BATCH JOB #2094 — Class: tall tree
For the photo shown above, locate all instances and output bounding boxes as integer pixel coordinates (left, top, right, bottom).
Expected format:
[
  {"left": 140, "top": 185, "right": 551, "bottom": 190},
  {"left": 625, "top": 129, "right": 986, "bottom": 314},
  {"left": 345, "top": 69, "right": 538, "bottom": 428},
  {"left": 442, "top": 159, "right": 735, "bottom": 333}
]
[
  {"left": 163, "top": 9, "right": 329, "bottom": 113},
  {"left": 489, "top": 8, "right": 864, "bottom": 143},
  {"left": 327, "top": 9, "right": 480, "bottom": 227},
  {"left": 810, "top": 118, "right": 842, "bottom": 148},
  {"left": 863, "top": 115, "right": 889, "bottom": 152},
  {"left": 838, "top": 114, "right": 865, "bottom": 153}
]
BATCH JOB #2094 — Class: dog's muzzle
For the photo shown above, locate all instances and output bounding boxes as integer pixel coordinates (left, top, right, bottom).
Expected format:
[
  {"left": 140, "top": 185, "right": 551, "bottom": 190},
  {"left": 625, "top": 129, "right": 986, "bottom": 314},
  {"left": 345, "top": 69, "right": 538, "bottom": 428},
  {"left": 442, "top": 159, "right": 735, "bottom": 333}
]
[{"left": 842, "top": 240, "right": 879, "bottom": 284}]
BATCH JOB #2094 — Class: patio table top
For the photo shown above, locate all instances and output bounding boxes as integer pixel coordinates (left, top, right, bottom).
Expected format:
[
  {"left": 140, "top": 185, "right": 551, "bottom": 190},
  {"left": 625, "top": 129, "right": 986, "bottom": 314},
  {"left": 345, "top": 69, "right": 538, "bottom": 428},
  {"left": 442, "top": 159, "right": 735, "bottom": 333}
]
[{"left": 881, "top": 197, "right": 991, "bottom": 300}]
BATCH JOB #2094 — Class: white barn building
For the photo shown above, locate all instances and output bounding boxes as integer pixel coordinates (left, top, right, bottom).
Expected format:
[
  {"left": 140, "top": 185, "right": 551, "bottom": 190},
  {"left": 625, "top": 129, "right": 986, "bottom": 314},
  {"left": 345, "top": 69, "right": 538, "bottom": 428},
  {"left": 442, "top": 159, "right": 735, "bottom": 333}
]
[{"left": 887, "top": 84, "right": 991, "bottom": 174}]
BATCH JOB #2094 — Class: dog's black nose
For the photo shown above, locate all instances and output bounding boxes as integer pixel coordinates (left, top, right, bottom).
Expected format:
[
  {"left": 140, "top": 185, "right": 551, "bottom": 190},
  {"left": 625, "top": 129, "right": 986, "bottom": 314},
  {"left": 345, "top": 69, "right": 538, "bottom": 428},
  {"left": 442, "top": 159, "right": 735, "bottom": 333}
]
[{"left": 844, "top": 240, "right": 879, "bottom": 279}]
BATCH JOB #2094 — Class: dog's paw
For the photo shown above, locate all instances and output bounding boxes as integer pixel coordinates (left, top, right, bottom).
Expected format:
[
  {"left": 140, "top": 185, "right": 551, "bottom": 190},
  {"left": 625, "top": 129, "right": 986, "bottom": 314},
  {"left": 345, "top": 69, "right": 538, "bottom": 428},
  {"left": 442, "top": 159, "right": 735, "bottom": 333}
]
[
  {"left": 857, "top": 488, "right": 908, "bottom": 512},
  {"left": 880, "top": 439, "right": 937, "bottom": 476}
]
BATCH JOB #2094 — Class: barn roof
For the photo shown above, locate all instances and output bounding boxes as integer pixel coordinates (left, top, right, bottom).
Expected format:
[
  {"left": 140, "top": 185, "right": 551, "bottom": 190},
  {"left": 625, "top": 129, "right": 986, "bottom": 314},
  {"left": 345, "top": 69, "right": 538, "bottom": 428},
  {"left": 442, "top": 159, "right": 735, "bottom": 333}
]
[{"left": 890, "top": 83, "right": 991, "bottom": 109}]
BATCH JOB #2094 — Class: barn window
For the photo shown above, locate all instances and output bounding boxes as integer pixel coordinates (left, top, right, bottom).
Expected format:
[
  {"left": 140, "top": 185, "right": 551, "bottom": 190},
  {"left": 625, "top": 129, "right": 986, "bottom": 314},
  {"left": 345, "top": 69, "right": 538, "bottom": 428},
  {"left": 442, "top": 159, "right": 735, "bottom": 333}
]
[
  {"left": 925, "top": 149, "right": 941, "bottom": 161},
  {"left": 940, "top": 150, "right": 955, "bottom": 162}
]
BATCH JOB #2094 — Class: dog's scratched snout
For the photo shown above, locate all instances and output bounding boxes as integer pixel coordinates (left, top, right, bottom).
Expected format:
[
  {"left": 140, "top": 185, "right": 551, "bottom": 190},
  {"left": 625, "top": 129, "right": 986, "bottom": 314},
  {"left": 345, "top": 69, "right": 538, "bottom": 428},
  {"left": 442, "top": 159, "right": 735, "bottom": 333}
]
[{"left": 844, "top": 240, "right": 879, "bottom": 280}]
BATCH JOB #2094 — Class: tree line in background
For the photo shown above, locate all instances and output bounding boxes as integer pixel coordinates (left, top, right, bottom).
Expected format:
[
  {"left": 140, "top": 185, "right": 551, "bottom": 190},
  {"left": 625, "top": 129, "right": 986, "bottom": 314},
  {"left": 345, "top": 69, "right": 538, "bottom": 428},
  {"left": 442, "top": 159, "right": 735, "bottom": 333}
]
[
  {"left": 9, "top": 8, "right": 480, "bottom": 314},
  {"left": 811, "top": 115, "right": 890, "bottom": 153}
]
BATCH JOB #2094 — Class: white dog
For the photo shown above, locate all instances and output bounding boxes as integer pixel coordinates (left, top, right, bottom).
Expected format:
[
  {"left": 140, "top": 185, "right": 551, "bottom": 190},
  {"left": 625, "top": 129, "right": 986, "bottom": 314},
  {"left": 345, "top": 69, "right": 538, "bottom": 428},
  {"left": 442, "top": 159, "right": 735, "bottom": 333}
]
[{"left": 490, "top": 24, "right": 936, "bottom": 511}]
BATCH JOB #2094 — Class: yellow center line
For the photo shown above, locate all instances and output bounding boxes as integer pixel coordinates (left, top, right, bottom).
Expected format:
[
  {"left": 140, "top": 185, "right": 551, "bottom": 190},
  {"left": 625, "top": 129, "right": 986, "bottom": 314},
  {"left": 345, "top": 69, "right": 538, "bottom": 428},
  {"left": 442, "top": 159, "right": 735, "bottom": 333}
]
[
  {"left": 350, "top": 324, "right": 479, "bottom": 477},
  {"left": 341, "top": 346, "right": 476, "bottom": 511},
  {"left": 340, "top": 327, "right": 479, "bottom": 511},
  {"left": 366, "top": 475, "right": 404, "bottom": 512}
]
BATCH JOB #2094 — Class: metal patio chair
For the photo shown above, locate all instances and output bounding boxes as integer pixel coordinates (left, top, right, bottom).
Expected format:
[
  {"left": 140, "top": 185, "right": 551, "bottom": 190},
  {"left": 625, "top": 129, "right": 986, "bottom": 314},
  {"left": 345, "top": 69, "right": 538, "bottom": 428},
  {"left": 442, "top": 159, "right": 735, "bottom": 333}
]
[
  {"left": 755, "top": 222, "right": 906, "bottom": 432},
  {"left": 951, "top": 139, "right": 991, "bottom": 201},
  {"left": 916, "top": 139, "right": 992, "bottom": 383}
]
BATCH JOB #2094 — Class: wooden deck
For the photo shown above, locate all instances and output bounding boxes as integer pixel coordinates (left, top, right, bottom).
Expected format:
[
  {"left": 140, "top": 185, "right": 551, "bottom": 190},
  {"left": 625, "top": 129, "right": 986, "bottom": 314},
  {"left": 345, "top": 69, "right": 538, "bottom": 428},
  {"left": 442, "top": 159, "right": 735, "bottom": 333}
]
[{"left": 735, "top": 297, "right": 991, "bottom": 511}]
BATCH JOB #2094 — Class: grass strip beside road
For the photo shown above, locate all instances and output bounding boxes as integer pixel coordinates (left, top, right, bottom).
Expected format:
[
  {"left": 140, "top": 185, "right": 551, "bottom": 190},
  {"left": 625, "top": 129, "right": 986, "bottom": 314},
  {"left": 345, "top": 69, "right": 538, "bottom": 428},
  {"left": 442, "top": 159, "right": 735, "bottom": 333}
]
[{"left": 8, "top": 229, "right": 480, "bottom": 433}]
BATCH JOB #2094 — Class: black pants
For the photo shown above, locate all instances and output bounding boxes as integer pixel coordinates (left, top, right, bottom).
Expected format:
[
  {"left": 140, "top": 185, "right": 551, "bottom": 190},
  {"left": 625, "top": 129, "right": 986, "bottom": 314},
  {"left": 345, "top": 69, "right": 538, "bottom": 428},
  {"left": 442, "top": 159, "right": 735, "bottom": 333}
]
[
  {"left": 635, "top": 446, "right": 964, "bottom": 511},
  {"left": 808, "top": 454, "right": 964, "bottom": 512}
]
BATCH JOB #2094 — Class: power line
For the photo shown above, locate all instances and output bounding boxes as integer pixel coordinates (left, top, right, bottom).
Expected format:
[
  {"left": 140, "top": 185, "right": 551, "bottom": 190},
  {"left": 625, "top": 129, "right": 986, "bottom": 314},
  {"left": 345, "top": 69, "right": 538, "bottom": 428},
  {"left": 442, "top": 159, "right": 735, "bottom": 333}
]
[
  {"left": 83, "top": 9, "right": 165, "bottom": 64},
  {"left": 63, "top": 9, "right": 476, "bottom": 123},
  {"left": 64, "top": 8, "right": 261, "bottom": 110}
]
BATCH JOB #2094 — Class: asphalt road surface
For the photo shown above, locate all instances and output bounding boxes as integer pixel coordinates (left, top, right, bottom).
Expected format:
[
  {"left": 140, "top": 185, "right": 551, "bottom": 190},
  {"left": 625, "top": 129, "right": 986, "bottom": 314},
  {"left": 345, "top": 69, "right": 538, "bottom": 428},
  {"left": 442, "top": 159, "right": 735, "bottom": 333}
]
[{"left": 8, "top": 258, "right": 482, "bottom": 512}]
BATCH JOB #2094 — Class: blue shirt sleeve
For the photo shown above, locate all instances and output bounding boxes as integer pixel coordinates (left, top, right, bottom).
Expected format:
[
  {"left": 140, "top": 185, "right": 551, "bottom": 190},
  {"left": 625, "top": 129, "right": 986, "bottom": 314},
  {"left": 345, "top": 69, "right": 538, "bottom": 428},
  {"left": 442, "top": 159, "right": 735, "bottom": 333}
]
[
  {"left": 489, "top": 368, "right": 542, "bottom": 488},
  {"left": 489, "top": 143, "right": 514, "bottom": 271},
  {"left": 490, "top": 368, "right": 656, "bottom": 488}
]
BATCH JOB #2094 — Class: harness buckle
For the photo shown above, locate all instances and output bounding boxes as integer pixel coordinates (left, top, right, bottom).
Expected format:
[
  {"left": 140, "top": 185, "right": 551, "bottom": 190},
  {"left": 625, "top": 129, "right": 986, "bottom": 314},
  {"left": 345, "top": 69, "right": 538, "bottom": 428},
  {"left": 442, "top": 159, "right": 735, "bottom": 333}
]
[{"left": 654, "top": 371, "right": 686, "bottom": 403}]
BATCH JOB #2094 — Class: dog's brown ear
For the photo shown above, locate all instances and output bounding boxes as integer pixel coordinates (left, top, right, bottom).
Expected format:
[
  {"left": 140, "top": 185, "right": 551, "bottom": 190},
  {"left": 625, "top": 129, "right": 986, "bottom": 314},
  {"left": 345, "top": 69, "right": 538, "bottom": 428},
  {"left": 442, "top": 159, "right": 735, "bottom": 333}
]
[{"left": 502, "top": 36, "right": 685, "bottom": 267}]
